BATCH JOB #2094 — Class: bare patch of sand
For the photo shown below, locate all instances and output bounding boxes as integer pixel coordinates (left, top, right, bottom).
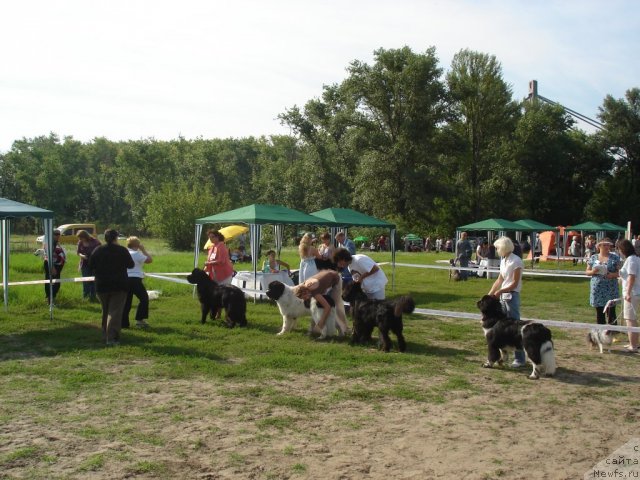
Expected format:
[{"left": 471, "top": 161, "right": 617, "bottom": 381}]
[{"left": 1, "top": 329, "right": 639, "bottom": 479}]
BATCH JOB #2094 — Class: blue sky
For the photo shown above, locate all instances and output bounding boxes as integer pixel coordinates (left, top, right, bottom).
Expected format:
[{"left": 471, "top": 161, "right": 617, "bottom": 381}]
[{"left": 1, "top": 0, "right": 638, "bottom": 152}]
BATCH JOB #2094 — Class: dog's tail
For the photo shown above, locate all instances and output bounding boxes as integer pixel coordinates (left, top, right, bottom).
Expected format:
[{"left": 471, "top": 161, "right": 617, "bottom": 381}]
[
  {"left": 394, "top": 296, "right": 416, "bottom": 317},
  {"left": 540, "top": 340, "right": 556, "bottom": 376}
]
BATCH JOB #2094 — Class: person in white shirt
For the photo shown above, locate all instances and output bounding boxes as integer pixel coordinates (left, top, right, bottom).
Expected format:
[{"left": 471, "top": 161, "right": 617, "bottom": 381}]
[
  {"left": 333, "top": 248, "right": 387, "bottom": 300},
  {"left": 122, "top": 236, "right": 153, "bottom": 329},
  {"left": 488, "top": 236, "right": 526, "bottom": 367},
  {"left": 617, "top": 239, "right": 639, "bottom": 352}
]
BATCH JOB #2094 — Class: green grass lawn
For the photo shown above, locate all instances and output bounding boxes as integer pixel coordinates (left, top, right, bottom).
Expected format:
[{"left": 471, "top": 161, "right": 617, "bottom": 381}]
[
  {"left": 0, "top": 238, "right": 596, "bottom": 384},
  {"left": 0, "top": 238, "right": 616, "bottom": 478}
]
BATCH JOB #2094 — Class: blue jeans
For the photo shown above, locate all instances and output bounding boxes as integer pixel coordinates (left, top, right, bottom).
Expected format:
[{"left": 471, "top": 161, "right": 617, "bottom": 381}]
[
  {"left": 459, "top": 256, "right": 470, "bottom": 280},
  {"left": 80, "top": 264, "right": 96, "bottom": 299},
  {"left": 501, "top": 292, "right": 526, "bottom": 363}
]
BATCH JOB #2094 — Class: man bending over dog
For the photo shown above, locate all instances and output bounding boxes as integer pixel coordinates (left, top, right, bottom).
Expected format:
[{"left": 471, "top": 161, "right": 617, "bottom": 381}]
[
  {"left": 333, "top": 248, "right": 388, "bottom": 300},
  {"left": 294, "top": 270, "right": 349, "bottom": 335}
]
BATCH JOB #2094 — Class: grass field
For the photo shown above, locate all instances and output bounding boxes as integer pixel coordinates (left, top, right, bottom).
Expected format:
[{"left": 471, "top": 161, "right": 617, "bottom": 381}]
[{"left": 1, "top": 238, "right": 638, "bottom": 479}]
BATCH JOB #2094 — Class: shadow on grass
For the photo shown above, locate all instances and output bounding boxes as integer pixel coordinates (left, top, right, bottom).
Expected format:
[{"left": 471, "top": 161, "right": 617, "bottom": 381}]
[
  {"left": 405, "top": 341, "right": 475, "bottom": 357},
  {"left": 408, "top": 291, "right": 469, "bottom": 306},
  {"left": 552, "top": 366, "right": 640, "bottom": 386},
  {"left": 0, "top": 321, "right": 223, "bottom": 363}
]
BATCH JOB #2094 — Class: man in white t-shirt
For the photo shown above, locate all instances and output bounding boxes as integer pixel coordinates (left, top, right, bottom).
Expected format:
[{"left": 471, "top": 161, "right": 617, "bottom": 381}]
[{"left": 333, "top": 248, "right": 387, "bottom": 299}]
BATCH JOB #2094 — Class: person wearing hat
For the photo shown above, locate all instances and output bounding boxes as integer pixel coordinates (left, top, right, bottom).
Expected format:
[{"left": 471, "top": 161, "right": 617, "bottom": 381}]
[
  {"left": 585, "top": 237, "right": 621, "bottom": 325},
  {"left": 43, "top": 229, "right": 66, "bottom": 305},
  {"left": 89, "top": 229, "right": 134, "bottom": 346}
]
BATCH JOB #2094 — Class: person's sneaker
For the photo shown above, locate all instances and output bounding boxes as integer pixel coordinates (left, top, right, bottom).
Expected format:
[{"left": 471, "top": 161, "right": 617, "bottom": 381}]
[
  {"left": 511, "top": 359, "right": 526, "bottom": 368},
  {"left": 106, "top": 341, "right": 120, "bottom": 347},
  {"left": 136, "top": 321, "right": 150, "bottom": 328}
]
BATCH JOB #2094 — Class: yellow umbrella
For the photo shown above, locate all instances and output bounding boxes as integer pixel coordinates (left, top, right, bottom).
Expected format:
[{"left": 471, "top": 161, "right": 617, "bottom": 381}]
[{"left": 203, "top": 225, "right": 249, "bottom": 249}]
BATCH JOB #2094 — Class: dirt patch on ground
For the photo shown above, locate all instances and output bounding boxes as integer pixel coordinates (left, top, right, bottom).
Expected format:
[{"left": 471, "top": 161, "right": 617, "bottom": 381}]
[{"left": 1, "top": 329, "right": 639, "bottom": 479}]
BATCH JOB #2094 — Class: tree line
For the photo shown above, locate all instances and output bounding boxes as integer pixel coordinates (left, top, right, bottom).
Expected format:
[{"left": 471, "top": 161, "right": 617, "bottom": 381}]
[{"left": 1, "top": 47, "right": 638, "bottom": 249}]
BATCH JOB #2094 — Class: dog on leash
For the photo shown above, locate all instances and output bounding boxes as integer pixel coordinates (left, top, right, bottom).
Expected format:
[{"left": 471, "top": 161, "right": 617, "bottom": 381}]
[
  {"left": 265, "top": 280, "right": 337, "bottom": 338},
  {"left": 587, "top": 329, "right": 618, "bottom": 354},
  {"left": 186, "top": 268, "right": 247, "bottom": 327},
  {"left": 476, "top": 295, "right": 556, "bottom": 379},
  {"left": 342, "top": 281, "right": 414, "bottom": 352}
]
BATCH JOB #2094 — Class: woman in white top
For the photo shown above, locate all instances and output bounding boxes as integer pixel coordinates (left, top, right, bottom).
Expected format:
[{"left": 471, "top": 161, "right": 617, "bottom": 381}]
[
  {"left": 122, "top": 236, "right": 153, "bottom": 328},
  {"left": 488, "top": 236, "right": 526, "bottom": 367},
  {"left": 617, "top": 239, "right": 639, "bottom": 352}
]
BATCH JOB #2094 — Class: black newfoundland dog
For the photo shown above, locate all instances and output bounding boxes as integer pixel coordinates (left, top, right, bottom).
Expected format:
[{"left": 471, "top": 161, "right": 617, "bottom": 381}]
[
  {"left": 342, "top": 282, "right": 415, "bottom": 352},
  {"left": 476, "top": 294, "right": 556, "bottom": 379},
  {"left": 186, "top": 268, "right": 247, "bottom": 327}
]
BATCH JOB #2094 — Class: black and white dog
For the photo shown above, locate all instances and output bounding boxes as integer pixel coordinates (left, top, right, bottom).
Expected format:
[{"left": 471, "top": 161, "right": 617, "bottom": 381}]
[
  {"left": 342, "top": 282, "right": 414, "bottom": 352},
  {"left": 476, "top": 295, "right": 556, "bottom": 379},
  {"left": 186, "top": 268, "right": 247, "bottom": 327},
  {"left": 587, "top": 329, "right": 618, "bottom": 354},
  {"left": 265, "top": 280, "right": 337, "bottom": 338},
  {"left": 266, "top": 280, "right": 311, "bottom": 334}
]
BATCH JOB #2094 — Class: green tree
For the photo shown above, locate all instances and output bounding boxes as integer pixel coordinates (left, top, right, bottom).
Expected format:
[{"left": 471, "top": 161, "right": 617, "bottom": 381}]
[
  {"left": 593, "top": 88, "right": 640, "bottom": 227},
  {"left": 279, "top": 84, "right": 360, "bottom": 210},
  {"left": 446, "top": 49, "right": 519, "bottom": 222},
  {"left": 346, "top": 47, "right": 448, "bottom": 226},
  {"left": 146, "top": 182, "right": 224, "bottom": 250}
]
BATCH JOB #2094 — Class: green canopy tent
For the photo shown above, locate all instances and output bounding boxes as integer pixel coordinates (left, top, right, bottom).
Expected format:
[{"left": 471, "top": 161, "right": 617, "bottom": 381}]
[
  {"left": 404, "top": 234, "right": 422, "bottom": 241},
  {"left": 566, "top": 221, "right": 606, "bottom": 232},
  {"left": 600, "top": 222, "right": 626, "bottom": 235},
  {"left": 0, "top": 198, "right": 55, "bottom": 316},
  {"left": 457, "top": 218, "right": 525, "bottom": 278},
  {"left": 513, "top": 219, "right": 557, "bottom": 232},
  {"left": 309, "top": 208, "right": 397, "bottom": 289},
  {"left": 457, "top": 218, "right": 523, "bottom": 232},
  {"left": 566, "top": 221, "right": 607, "bottom": 258},
  {"left": 513, "top": 219, "right": 560, "bottom": 266},
  {"left": 457, "top": 218, "right": 523, "bottom": 253},
  {"left": 195, "top": 204, "right": 336, "bottom": 297}
]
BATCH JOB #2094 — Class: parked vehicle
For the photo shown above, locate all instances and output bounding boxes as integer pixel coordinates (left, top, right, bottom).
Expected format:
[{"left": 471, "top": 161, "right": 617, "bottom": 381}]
[{"left": 37, "top": 224, "right": 98, "bottom": 245}]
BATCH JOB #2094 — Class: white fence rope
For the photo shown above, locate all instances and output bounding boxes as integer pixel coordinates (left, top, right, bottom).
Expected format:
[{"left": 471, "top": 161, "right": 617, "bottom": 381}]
[
  {"left": 5, "top": 267, "right": 639, "bottom": 333},
  {"left": 393, "top": 262, "right": 589, "bottom": 279},
  {"left": 413, "top": 307, "right": 640, "bottom": 333}
]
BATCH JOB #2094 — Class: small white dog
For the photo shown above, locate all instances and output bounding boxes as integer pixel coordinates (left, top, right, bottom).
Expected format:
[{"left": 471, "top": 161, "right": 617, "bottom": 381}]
[{"left": 587, "top": 329, "right": 617, "bottom": 354}]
